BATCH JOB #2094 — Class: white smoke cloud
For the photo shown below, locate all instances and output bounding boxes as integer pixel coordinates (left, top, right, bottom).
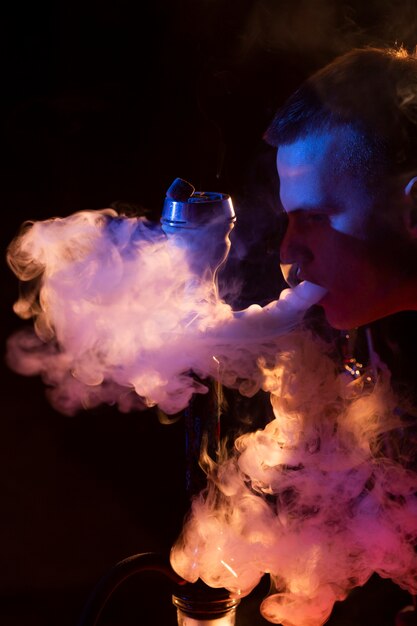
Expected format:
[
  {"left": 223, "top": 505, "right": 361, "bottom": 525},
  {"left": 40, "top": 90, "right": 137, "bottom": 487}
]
[
  {"left": 9, "top": 208, "right": 416, "bottom": 625},
  {"left": 6, "top": 209, "right": 324, "bottom": 415},
  {"left": 171, "top": 332, "right": 417, "bottom": 626}
]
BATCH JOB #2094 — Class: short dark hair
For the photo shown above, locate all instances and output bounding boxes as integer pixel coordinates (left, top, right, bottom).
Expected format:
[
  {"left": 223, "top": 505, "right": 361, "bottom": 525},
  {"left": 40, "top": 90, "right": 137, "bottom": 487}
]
[{"left": 265, "top": 47, "right": 417, "bottom": 179}]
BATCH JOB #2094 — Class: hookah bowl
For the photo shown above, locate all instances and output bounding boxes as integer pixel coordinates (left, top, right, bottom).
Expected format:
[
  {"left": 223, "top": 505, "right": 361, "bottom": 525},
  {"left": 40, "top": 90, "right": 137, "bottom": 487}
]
[{"left": 161, "top": 178, "right": 236, "bottom": 282}]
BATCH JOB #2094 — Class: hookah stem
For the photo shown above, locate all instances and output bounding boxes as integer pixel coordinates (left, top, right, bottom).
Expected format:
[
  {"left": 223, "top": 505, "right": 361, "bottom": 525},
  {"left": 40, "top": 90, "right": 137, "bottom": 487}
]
[
  {"left": 77, "top": 552, "right": 185, "bottom": 626},
  {"left": 160, "top": 178, "right": 234, "bottom": 501},
  {"left": 184, "top": 290, "right": 223, "bottom": 499},
  {"left": 184, "top": 373, "right": 223, "bottom": 499},
  {"left": 213, "top": 356, "right": 223, "bottom": 452},
  {"left": 78, "top": 181, "right": 235, "bottom": 626}
]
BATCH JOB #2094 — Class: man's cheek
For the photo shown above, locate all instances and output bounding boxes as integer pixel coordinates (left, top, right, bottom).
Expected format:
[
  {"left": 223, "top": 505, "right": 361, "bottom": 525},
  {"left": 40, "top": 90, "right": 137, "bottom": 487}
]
[{"left": 329, "top": 215, "right": 357, "bottom": 235}]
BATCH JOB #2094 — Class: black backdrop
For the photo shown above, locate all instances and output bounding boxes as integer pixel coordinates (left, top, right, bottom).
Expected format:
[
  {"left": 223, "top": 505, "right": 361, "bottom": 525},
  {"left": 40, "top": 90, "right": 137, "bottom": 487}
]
[{"left": 2, "top": 2, "right": 417, "bottom": 625}]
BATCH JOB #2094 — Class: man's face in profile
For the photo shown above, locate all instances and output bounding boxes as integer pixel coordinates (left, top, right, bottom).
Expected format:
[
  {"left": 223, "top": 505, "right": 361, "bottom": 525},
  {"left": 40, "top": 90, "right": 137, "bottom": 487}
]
[{"left": 277, "top": 126, "right": 415, "bottom": 329}]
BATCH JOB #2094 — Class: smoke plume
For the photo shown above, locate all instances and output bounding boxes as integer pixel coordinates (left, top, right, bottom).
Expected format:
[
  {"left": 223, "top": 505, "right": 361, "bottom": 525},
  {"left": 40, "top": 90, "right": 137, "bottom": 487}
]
[
  {"left": 6, "top": 209, "right": 324, "bottom": 415},
  {"left": 171, "top": 332, "right": 417, "bottom": 625},
  {"left": 9, "top": 208, "right": 417, "bottom": 625}
]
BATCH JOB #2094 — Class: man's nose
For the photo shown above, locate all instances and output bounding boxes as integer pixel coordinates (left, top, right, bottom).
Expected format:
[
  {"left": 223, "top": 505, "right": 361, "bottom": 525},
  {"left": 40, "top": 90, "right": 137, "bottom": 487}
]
[
  {"left": 280, "top": 219, "right": 300, "bottom": 264},
  {"left": 279, "top": 219, "right": 313, "bottom": 265}
]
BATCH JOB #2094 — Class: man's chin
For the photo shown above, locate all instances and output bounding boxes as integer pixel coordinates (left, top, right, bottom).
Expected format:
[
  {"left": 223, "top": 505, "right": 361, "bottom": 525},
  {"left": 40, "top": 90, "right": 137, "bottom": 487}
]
[
  {"left": 321, "top": 300, "right": 365, "bottom": 330},
  {"left": 320, "top": 291, "right": 399, "bottom": 329}
]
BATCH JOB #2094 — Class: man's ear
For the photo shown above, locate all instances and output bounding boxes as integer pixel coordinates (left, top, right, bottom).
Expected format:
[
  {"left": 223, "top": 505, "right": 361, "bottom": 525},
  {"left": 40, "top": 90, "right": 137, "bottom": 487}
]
[{"left": 404, "top": 175, "right": 417, "bottom": 236}]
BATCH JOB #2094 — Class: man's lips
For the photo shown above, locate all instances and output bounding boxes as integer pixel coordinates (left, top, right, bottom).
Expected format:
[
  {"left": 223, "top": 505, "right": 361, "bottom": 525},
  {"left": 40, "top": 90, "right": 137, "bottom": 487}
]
[
  {"left": 280, "top": 264, "right": 327, "bottom": 301},
  {"left": 298, "top": 270, "right": 326, "bottom": 290},
  {"left": 299, "top": 272, "right": 325, "bottom": 290}
]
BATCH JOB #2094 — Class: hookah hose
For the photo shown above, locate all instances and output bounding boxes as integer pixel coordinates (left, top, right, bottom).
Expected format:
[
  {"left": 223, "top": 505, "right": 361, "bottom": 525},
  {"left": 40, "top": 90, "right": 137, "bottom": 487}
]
[{"left": 77, "top": 552, "right": 186, "bottom": 626}]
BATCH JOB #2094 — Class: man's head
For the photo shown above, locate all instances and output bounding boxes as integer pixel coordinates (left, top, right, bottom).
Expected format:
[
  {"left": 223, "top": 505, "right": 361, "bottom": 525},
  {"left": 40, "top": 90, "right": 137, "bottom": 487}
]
[{"left": 266, "top": 47, "right": 417, "bottom": 329}]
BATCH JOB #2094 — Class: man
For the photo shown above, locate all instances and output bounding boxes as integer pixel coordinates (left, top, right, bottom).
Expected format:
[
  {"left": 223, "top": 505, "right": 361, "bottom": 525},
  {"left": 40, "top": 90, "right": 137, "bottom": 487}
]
[
  {"left": 265, "top": 47, "right": 417, "bottom": 330},
  {"left": 264, "top": 49, "right": 417, "bottom": 626}
]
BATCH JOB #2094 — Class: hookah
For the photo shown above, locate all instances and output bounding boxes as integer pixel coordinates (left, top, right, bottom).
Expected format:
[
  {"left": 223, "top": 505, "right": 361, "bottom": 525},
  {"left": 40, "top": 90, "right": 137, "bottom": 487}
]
[
  {"left": 77, "top": 179, "right": 241, "bottom": 626},
  {"left": 70, "top": 178, "right": 417, "bottom": 626},
  {"left": 77, "top": 181, "right": 399, "bottom": 626}
]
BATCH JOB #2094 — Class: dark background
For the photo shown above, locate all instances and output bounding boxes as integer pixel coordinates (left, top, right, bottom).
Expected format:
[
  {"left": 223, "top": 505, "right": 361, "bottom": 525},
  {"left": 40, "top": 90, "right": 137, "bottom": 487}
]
[{"left": 2, "top": 1, "right": 417, "bottom": 625}]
